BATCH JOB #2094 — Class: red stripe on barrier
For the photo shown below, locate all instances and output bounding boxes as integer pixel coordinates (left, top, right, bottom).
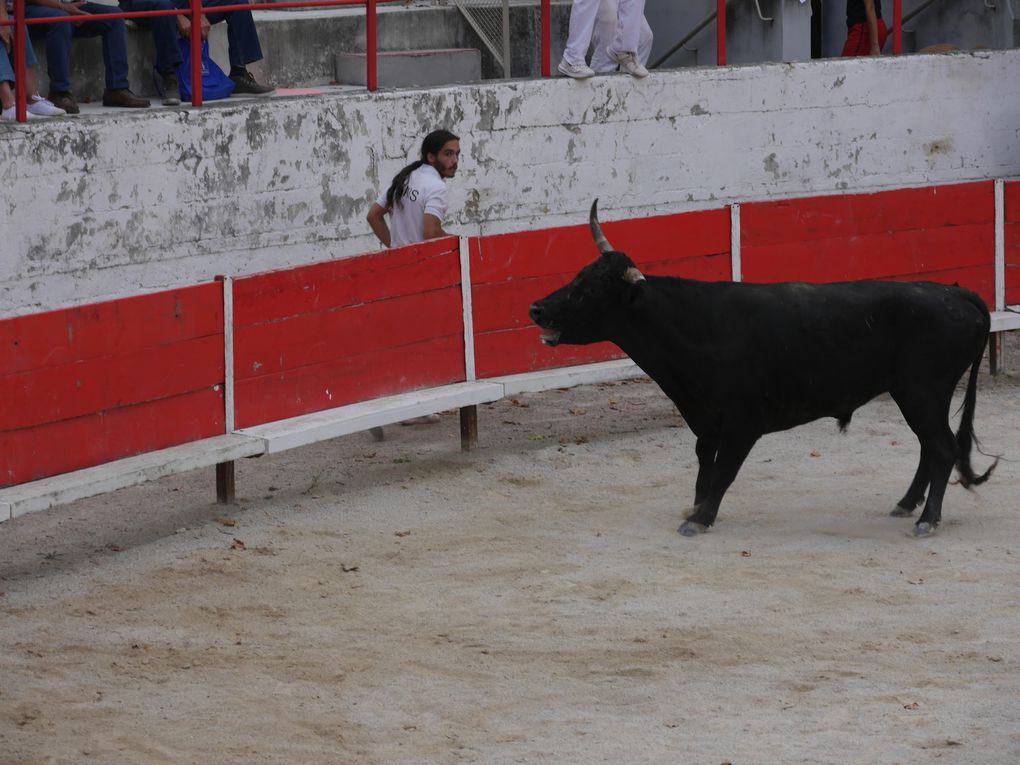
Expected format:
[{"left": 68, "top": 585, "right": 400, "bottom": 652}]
[
  {"left": 233, "top": 238, "right": 459, "bottom": 326},
  {"left": 1006, "top": 181, "right": 1020, "bottom": 306},
  {"left": 234, "top": 335, "right": 465, "bottom": 426},
  {"left": 742, "top": 184, "right": 996, "bottom": 304},
  {"left": 0, "top": 283, "right": 225, "bottom": 487},
  {"left": 471, "top": 208, "right": 730, "bottom": 378},
  {"left": 233, "top": 239, "right": 466, "bottom": 427},
  {"left": 741, "top": 183, "right": 992, "bottom": 246},
  {"left": 0, "top": 335, "right": 224, "bottom": 431},
  {"left": 1, "top": 388, "right": 224, "bottom": 487},
  {"left": 0, "top": 284, "right": 223, "bottom": 376}
]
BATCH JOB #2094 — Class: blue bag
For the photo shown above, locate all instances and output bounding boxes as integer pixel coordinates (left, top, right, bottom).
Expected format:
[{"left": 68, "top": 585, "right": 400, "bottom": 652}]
[{"left": 176, "top": 39, "right": 235, "bottom": 102}]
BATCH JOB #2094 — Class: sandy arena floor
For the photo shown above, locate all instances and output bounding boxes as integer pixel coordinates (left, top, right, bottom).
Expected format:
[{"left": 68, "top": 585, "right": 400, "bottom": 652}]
[{"left": 2, "top": 337, "right": 1019, "bottom": 764}]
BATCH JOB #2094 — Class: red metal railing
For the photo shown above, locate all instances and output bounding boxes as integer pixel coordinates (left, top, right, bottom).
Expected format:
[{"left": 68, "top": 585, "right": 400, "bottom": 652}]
[
  {"left": 1, "top": 0, "right": 909, "bottom": 124},
  {"left": 1, "top": 0, "right": 396, "bottom": 121}
]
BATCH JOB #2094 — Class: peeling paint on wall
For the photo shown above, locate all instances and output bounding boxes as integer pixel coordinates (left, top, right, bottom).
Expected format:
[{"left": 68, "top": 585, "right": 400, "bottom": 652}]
[{"left": 1, "top": 51, "right": 1019, "bottom": 318}]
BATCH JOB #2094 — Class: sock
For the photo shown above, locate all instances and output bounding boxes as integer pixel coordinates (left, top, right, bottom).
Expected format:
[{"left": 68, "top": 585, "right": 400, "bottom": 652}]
[{"left": 230, "top": 66, "right": 247, "bottom": 77}]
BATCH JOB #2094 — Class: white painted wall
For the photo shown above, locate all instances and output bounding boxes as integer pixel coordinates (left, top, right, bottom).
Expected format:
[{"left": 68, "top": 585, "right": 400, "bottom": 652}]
[{"left": 1, "top": 49, "right": 1018, "bottom": 319}]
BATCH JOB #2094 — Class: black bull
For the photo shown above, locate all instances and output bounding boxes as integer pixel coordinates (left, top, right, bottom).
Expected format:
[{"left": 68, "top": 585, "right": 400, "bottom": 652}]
[{"left": 529, "top": 201, "right": 995, "bottom": 537}]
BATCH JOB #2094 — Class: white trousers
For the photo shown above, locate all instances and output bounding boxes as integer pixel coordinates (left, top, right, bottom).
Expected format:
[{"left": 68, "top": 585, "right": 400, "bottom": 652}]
[
  {"left": 591, "top": 0, "right": 653, "bottom": 73},
  {"left": 563, "top": 0, "right": 648, "bottom": 66}
]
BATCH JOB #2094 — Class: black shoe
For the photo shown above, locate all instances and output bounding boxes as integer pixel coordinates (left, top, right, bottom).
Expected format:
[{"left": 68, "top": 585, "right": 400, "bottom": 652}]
[
  {"left": 153, "top": 67, "right": 181, "bottom": 106},
  {"left": 230, "top": 69, "right": 275, "bottom": 95},
  {"left": 102, "top": 89, "right": 150, "bottom": 108},
  {"left": 48, "top": 92, "right": 79, "bottom": 115}
]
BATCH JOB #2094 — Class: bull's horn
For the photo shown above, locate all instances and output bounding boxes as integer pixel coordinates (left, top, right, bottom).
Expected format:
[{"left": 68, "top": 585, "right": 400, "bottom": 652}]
[
  {"left": 623, "top": 267, "right": 646, "bottom": 284},
  {"left": 589, "top": 199, "right": 613, "bottom": 254}
]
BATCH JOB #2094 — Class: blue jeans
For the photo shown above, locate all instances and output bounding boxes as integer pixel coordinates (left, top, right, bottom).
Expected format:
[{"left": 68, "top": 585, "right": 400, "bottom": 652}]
[
  {"left": 119, "top": 0, "right": 182, "bottom": 74},
  {"left": 172, "top": 0, "right": 262, "bottom": 69},
  {"left": 0, "top": 28, "right": 40, "bottom": 84},
  {"left": 26, "top": 2, "right": 130, "bottom": 92}
]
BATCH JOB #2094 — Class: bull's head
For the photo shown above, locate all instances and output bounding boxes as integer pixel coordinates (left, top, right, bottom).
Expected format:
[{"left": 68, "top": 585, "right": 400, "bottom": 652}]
[{"left": 528, "top": 199, "right": 645, "bottom": 346}]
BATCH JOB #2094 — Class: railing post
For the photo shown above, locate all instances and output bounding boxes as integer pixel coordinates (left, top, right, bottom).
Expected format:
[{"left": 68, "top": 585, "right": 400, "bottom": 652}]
[
  {"left": 190, "top": 0, "right": 203, "bottom": 105},
  {"left": 541, "top": 0, "right": 550, "bottom": 76},
  {"left": 716, "top": 0, "right": 726, "bottom": 65},
  {"left": 367, "top": 0, "right": 377, "bottom": 91},
  {"left": 13, "top": 0, "right": 27, "bottom": 122},
  {"left": 892, "top": 0, "right": 902, "bottom": 54}
]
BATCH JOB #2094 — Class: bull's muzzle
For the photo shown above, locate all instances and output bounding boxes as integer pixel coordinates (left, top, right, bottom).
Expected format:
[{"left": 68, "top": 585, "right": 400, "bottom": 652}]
[{"left": 529, "top": 303, "right": 561, "bottom": 345}]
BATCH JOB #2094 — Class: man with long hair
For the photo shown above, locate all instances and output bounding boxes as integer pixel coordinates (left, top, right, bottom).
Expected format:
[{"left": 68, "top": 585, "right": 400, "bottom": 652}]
[{"left": 367, "top": 129, "right": 461, "bottom": 249}]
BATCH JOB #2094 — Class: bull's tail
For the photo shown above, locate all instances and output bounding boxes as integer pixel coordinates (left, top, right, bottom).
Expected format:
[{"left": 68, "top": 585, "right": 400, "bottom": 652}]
[{"left": 955, "top": 333, "right": 997, "bottom": 489}]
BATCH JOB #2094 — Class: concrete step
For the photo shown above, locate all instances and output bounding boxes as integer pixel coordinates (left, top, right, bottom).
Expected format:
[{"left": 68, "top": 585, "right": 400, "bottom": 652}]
[{"left": 334, "top": 48, "right": 481, "bottom": 87}]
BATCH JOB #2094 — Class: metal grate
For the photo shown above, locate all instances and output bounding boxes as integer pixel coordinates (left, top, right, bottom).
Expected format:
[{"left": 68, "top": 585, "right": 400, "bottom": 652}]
[{"left": 452, "top": 0, "right": 512, "bottom": 77}]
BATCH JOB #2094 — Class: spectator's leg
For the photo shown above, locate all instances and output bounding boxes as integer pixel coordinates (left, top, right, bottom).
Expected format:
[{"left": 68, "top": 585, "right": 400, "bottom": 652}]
[
  {"left": 25, "top": 5, "right": 74, "bottom": 95},
  {"left": 637, "top": 13, "right": 653, "bottom": 65},
  {"left": 842, "top": 23, "right": 865, "bottom": 56},
  {"left": 120, "top": 0, "right": 183, "bottom": 75},
  {"left": 610, "top": 0, "right": 645, "bottom": 57},
  {"left": 562, "top": 0, "right": 600, "bottom": 67},
  {"left": 200, "top": 0, "right": 263, "bottom": 67},
  {"left": 590, "top": 0, "right": 620, "bottom": 73},
  {"left": 76, "top": 3, "right": 130, "bottom": 90}
]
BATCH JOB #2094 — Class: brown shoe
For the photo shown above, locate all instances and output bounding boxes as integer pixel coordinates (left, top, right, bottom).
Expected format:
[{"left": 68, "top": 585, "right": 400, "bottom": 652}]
[
  {"left": 48, "top": 92, "right": 80, "bottom": 115},
  {"left": 102, "top": 89, "right": 150, "bottom": 108}
]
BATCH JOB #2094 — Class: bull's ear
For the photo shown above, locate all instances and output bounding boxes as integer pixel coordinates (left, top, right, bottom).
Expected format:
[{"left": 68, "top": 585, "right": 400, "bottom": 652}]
[{"left": 622, "top": 267, "right": 646, "bottom": 285}]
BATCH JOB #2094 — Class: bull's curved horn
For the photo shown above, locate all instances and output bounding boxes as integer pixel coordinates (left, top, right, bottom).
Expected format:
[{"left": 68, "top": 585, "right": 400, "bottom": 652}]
[
  {"left": 623, "top": 267, "right": 646, "bottom": 284},
  {"left": 589, "top": 199, "right": 614, "bottom": 254}
]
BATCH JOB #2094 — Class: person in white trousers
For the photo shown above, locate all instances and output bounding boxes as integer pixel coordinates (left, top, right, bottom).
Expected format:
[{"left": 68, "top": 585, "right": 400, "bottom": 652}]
[
  {"left": 591, "top": 0, "right": 653, "bottom": 75},
  {"left": 558, "top": 0, "right": 649, "bottom": 79}
]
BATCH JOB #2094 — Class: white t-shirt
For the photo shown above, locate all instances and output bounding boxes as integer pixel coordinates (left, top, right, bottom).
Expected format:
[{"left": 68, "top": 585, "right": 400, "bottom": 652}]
[{"left": 375, "top": 164, "right": 449, "bottom": 248}]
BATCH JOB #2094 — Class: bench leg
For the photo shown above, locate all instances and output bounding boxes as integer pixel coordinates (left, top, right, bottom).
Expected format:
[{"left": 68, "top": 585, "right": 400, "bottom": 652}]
[
  {"left": 460, "top": 405, "right": 478, "bottom": 452},
  {"left": 216, "top": 461, "right": 235, "bottom": 504},
  {"left": 989, "top": 333, "right": 1002, "bottom": 376}
]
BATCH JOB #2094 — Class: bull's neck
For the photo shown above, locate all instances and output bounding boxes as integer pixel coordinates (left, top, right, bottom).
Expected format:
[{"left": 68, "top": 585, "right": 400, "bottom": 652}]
[{"left": 606, "top": 277, "right": 709, "bottom": 393}]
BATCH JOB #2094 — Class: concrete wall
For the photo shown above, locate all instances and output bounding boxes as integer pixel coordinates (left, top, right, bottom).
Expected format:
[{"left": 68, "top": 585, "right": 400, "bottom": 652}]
[{"left": 2, "top": 48, "right": 1019, "bottom": 318}]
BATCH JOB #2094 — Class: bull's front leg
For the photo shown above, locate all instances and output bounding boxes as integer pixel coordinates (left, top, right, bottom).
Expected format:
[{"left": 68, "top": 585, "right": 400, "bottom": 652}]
[
  {"left": 688, "top": 435, "right": 718, "bottom": 512},
  {"left": 679, "top": 434, "right": 757, "bottom": 537}
]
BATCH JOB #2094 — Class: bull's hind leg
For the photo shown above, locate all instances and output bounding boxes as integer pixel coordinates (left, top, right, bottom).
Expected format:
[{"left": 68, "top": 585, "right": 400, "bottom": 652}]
[
  {"left": 893, "top": 389, "right": 958, "bottom": 537},
  {"left": 891, "top": 456, "right": 928, "bottom": 517},
  {"left": 679, "top": 435, "right": 756, "bottom": 537}
]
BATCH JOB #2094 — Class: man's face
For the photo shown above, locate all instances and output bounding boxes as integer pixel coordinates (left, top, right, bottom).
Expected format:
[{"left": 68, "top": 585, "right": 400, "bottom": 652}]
[{"left": 428, "top": 140, "right": 461, "bottom": 179}]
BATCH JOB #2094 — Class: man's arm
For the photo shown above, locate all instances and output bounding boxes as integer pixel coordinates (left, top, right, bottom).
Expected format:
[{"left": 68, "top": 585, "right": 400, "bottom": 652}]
[
  {"left": 423, "top": 214, "right": 448, "bottom": 241},
  {"left": 863, "top": 0, "right": 881, "bottom": 55},
  {"left": 366, "top": 203, "right": 391, "bottom": 248}
]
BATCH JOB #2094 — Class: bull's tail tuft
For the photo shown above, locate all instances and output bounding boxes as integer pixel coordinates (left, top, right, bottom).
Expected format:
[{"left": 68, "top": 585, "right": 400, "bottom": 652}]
[{"left": 954, "top": 351, "right": 997, "bottom": 489}]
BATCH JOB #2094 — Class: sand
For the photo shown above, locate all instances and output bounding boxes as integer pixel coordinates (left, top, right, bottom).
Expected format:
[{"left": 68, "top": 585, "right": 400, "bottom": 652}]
[{"left": 2, "top": 338, "right": 1019, "bottom": 764}]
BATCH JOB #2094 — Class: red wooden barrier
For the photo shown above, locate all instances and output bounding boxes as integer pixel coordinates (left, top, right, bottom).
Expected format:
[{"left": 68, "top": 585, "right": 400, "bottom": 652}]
[
  {"left": 740, "top": 183, "right": 996, "bottom": 306},
  {"left": 471, "top": 208, "right": 731, "bottom": 378},
  {"left": 232, "top": 238, "right": 466, "bottom": 428},
  {"left": 1005, "top": 181, "right": 1020, "bottom": 306},
  {"left": 0, "top": 285, "right": 225, "bottom": 487}
]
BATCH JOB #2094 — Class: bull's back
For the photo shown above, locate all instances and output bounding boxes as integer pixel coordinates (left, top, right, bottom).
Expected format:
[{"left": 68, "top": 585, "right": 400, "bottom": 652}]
[{"left": 639, "top": 279, "right": 989, "bottom": 433}]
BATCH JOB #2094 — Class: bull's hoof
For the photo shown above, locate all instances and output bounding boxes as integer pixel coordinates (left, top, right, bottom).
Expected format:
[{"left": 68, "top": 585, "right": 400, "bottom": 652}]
[
  {"left": 912, "top": 522, "right": 936, "bottom": 538},
  {"left": 678, "top": 521, "right": 709, "bottom": 537},
  {"left": 890, "top": 504, "right": 915, "bottom": 518}
]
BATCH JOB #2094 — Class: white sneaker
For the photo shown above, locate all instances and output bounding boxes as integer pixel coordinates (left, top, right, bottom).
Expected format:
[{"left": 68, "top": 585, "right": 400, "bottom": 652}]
[
  {"left": 1, "top": 105, "right": 42, "bottom": 121},
  {"left": 557, "top": 58, "right": 595, "bottom": 79},
  {"left": 607, "top": 48, "right": 649, "bottom": 78},
  {"left": 27, "top": 95, "right": 66, "bottom": 117}
]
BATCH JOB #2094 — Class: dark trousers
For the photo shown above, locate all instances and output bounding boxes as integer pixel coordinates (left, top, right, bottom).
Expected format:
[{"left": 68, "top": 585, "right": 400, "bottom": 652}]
[
  {"left": 119, "top": 0, "right": 183, "bottom": 74},
  {"left": 26, "top": 2, "right": 130, "bottom": 92},
  {"left": 172, "top": 0, "right": 263, "bottom": 69}
]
